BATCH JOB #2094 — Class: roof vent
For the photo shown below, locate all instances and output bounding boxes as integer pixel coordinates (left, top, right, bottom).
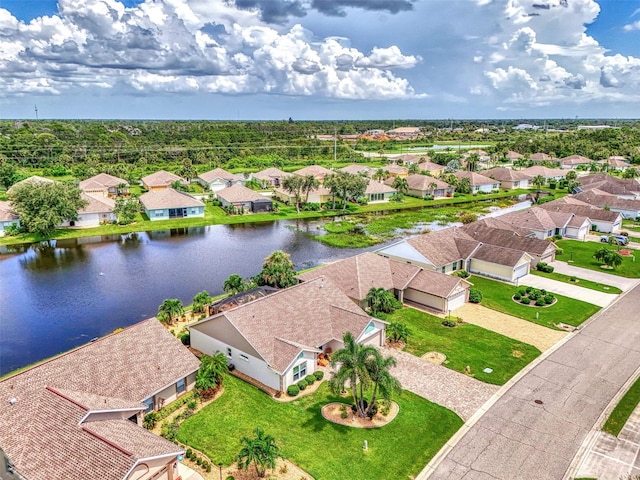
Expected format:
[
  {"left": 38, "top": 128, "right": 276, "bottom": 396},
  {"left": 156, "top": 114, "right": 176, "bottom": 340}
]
[{"left": 9, "top": 398, "right": 17, "bottom": 405}]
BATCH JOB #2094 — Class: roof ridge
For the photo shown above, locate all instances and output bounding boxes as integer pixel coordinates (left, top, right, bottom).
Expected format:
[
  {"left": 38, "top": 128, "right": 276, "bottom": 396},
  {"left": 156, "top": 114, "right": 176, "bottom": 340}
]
[{"left": 46, "top": 386, "right": 89, "bottom": 411}]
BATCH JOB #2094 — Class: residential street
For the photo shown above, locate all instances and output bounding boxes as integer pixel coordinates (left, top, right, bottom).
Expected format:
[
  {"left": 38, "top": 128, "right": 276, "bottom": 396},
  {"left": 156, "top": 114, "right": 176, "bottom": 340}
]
[{"left": 424, "top": 282, "right": 640, "bottom": 480}]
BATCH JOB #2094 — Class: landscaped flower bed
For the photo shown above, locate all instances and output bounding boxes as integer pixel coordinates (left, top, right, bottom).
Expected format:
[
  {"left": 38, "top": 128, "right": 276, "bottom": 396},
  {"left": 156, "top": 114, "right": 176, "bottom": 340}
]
[{"left": 512, "top": 287, "right": 556, "bottom": 307}]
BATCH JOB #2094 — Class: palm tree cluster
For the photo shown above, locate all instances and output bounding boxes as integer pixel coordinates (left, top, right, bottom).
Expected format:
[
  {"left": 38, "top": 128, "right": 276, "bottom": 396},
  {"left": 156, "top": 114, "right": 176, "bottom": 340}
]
[
  {"left": 323, "top": 171, "right": 369, "bottom": 210},
  {"left": 282, "top": 174, "right": 319, "bottom": 214},
  {"left": 237, "top": 428, "right": 281, "bottom": 478},
  {"left": 329, "top": 332, "right": 401, "bottom": 419},
  {"left": 365, "top": 287, "right": 401, "bottom": 315},
  {"left": 593, "top": 246, "right": 623, "bottom": 269},
  {"left": 195, "top": 352, "right": 228, "bottom": 399},
  {"left": 157, "top": 298, "right": 184, "bottom": 325},
  {"left": 254, "top": 250, "right": 297, "bottom": 288}
]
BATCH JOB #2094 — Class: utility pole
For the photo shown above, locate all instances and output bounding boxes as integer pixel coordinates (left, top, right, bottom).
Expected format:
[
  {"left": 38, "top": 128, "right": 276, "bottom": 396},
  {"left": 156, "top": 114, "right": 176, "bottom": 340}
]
[
  {"left": 334, "top": 128, "right": 337, "bottom": 163},
  {"left": 34, "top": 105, "right": 38, "bottom": 121}
]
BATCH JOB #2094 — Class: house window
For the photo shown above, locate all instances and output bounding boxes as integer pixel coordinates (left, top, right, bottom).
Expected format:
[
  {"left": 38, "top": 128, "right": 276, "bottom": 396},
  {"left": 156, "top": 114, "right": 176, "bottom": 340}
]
[
  {"left": 155, "top": 211, "right": 163, "bottom": 217},
  {"left": 227, "top": 347, "right": 232, "bottom": 357},
  {"left": 452, "top": 262, "right": 458, "bottom": 271},
  {"left": 239, "top": 353, "right": 249, "bottom": 361},
  {"left": 293, "top": 363, "right": 306, "bottom": 382},
  {"left": 441, "top": 266, "right": 446, "bottom": 273},
  {"left": 143, "top": 397, "right": 154, "bottom": 413},
  {"left": 176, "top": 378, "right": 186, "bottom": 395}
]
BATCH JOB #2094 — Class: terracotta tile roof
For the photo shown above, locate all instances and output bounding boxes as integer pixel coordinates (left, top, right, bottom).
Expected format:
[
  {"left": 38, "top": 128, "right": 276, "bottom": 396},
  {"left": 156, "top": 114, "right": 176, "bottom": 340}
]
[
  {"left": 483, "top": 167, "right": 531, "bottom": 182},
  {"left": 0, "top": 319, "right": 199, "bottom": 480},
  {"left": 0, "top": 200, "right": 18, "bottom": 221},
  {"left": 389, "top": 154, "right": 423, "bottom": 163},
  {"left": 453, "top": 171, "right": 496, "bottom": 186},
  {"left": 140, "top": 188, "right": 204, "bottom": 210},
  {"left": 471, "top": 244, "right": 530, "bottom": 267},
  {"left": 7, "top": 175, "right": 55, "bottom": 194},
  {"left": 217, "top": 184, "right": 269, "bottom": 203},
  {"left": 198, "top": 168, "right": 243, "bottom": 184},
  {"left": 79, "top": 173, "right": 129, "bottom": 191},
  {"left": 194, "top": 278, "right": 374, "bottom": 373},
  {"left": 141, "top": 170, "right": 186, "bottom": 188},
  {"left": 253, "top": 167, "right": 291, "bottom": 181},
  {"left": 339, "top": 164, "right": 377, "bottom": 176},
  {"left": 292, "top": 165, "right": 332, "bottom": 177},
  {"left": 605, "top": 158, "right": 632, "bottom": 168},
  {"left": 365, "top": 179, "right": 396, "bottom": 194},
  {"left": 405, "top": 175, "right": 451, "bottom": 191},
  {"left": 80, "top": 192, "right": 115, "bottom": 214}
]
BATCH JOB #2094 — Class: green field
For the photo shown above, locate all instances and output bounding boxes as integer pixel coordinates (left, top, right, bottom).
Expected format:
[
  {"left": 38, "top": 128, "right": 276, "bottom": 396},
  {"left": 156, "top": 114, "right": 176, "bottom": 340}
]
[
  {"left": 380, "top": 308, "right": 540, "bottom": 385},
  {"left": 556, "top": 240, "right": 640, "bottom": 278},
  {"left": 178, "top": 375, "right": 462, "bottom": 480}
]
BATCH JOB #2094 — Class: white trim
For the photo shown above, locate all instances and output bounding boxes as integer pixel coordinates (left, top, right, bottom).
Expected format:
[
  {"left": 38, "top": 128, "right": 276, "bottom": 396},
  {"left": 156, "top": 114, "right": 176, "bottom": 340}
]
[
  {"left": 121, "top": 451, "right": 184, "bottom": 480},
  {"left": 78, "top": 407, "right": 142, "bottom": 425}
]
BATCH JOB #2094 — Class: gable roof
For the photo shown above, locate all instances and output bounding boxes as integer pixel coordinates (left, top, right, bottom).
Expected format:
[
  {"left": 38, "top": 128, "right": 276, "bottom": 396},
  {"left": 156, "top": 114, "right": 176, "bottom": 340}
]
[
  {"left": 141, "top": 170, "right": 186, "bottom": 188},
  {"left": 539, "top": 199, "right": 623, "bottom": 222},
  {"left": 253, "top": 167, "right": 291, "bottom": 181},
  {"left": 417, "top": 161, "right": 444, "bottom": 173},
  {"left": 339, "top": 164, "right": 377, "bottom": 176},
  {"left": 292, "top": 165, "right": 332, "bottom": 178},
  {"left": 471, "top": 217, "right": 533, "bottom": 237},
  {"left": 405, "top": 175, "right": 451, "bottom": 191},
  {"left": 217, "top": 184, "right": 269, "bottom": 203},
  {"left": 198, "top": 168, "right": 243, "bottom": 184},
  {"left": 0, "top": 319, "right": 200, "bottom": 480},
  {"left": 471, "top": 244, "right": 532, "bottom": 267},
  {"left": 461, "top": 222, "right": 557, "bottom": 255},
  {"left": 140, "top": 188, "right": 204, "bottom": 210},
  {"left": 498, "top": 206, "right": 572, "bottom": 233},
  {"left": 191, "top": 277, "right": 375, "bottom": 373},
  {"left": 405, "top": 227, "right": 481, "bottom": 267},
  {"left": 520, "top": 165, "right": 566, "bottom": 178},
  {"left": 79, "top": 173, "right": 129, "bottom": 191},
  {"left": 506, "top": 151, "right": 523, "bottom": 160},
  {"left": 577, "top": 173, "right": 640, "bottom": 196},
  {"left": 365, "top": 179, "right": 396, "bottom": 195},
  {"left": 573, "top": 190, "right": 640, "bottom": 211},
  {"left": 529, "top": 152, "right": 558, "bottom": 162},
  {"left": 453, "top": 171, "right": 496, "bottom": 186},
  {"left": 483, "top": 167, "right": 531, "bottom": 182},
  {"left": 381, "top": 164, "right": 409, "bottom": 175},
  {"left": 7, "top": 175, "right": 55, "bottom": 194},
  {"left": 80, "top": 192, "right": 115, "bottom": 214},
  {"left": 560, "top": 154, "right": 592, "bottom": 165}
]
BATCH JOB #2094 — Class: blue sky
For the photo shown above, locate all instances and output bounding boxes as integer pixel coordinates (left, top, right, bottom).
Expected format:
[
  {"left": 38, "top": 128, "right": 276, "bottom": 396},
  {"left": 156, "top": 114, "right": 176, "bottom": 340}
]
[{"left": 1, "top": 0, "right": 639, "bottom": 120}]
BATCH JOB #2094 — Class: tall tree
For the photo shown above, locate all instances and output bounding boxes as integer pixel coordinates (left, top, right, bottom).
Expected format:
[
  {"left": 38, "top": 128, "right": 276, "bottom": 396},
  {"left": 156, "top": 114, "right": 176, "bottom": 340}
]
[
  {"left": 195, "top": 352, "right": 227, "bottom": 397},
  {"left": 223, "top": 274, "right": 251, "bottom": 294},
  {"left": 237, "top": 428, "right": 281, "bottom": 478},
  {"left": 192, "top": 290, "right": 212, "bottom": 313},
  {"left": 254, "top": 250, "right": 297, "bottom": 288},
  {"left": 365, "top": 287, "right": 400, "bottom": 315},
  {"left": 301, "top": 174, "right": 320, "bottom": 204},
  {"left": 9, "top": 181, "right": 88, "bottom": 238},
  {"left": 114, "top": 197, "right": 139, "bottom": 225},
  {"left": 392, "top": 176, "right": 409, "bottom": 195},
  {"left": 365, "top": 354, "right": 401, "bottom": 417},
  {"left": 466, "top": 153, "right": 480, "bottom": 171},
  {"left": 282, "top": 175, "right": 305, "bottom": 214},
  {"left": 157, "top": 298, "right": 184, "bottom": 325}
]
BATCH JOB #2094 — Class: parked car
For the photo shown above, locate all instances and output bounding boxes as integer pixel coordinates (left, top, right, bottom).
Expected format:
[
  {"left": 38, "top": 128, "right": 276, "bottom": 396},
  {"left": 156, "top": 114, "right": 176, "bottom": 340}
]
[{"left": 600, "top": 235, "right": 629, "bottom": 245}]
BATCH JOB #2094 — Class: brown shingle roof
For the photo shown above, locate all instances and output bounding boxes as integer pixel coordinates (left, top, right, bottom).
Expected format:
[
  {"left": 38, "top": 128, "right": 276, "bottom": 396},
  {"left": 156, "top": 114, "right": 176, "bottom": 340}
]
[
  {"left": 80, "top": 192, "right": 115, "bottom": 214},
  {"left": 520, "top": 166, "right": 566, "bottom": 178},
  {"left": 405, "top": 269, "right": 470, "bottom": 298},
  {"left": 406, "top": 227, "right": 481, "bottom": 267},
  {"left": 339, "top": 164, "right": 377, "bottom": 176},
  {"left": 461, "top": 222, "right": 555, "bottom": 255},
  {"left": 217, "top": 184, "right": 268, "bottom": 203},
  {"left": 0, "top": 200, "right": 18, "bottom": 221},
  {"left": 539, "top": 200, "right": 622, "bottom": 222},
  {"left": 471, "top": 244, "right": 530, "bottom": 267},
  {"left": 381, "top": 164, "right": 409, "bottom": 175},
  {"left": 498, "top": 207, "right": 569, "bottom": 232},
  {"left": 141, "top": 170, "right": 186, "bottom": 188},
  {"left": 79, "top": 173, "right": 129, "bottom": 191},
  {"left": 453, "top": 171, "right": 496, "bottom": 186},
  {"left": 483, "top": 167, "right": 531, "bottom": 182},
  {"left": 417, "top": 161, "right": 443, "bottom": 173},
  {"left": 560, "top": 154, "right": 592, "bottom": 165},
  {"left": 573, "top": 191, "right": 640, "bottom": 211},
  {"left": 198, "top": 168, "right": 243, "bottom": 184},
  {"left": 577, "top": 173, "right": 640, "bottom": 196},
  {"left": 253, "top": 167, "right": 291, "bottom": 181},
  {"left": 0, "top": 319, "right": 199, "bottom": 480},
  {"left": 140, "top": 188, "right": 204, "bottom": 210}
]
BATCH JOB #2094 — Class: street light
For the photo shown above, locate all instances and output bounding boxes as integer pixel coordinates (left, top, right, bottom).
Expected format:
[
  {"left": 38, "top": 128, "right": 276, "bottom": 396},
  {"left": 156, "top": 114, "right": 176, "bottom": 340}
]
[{"left": 218, "top": 462, "right": 223, "bottom": 480}]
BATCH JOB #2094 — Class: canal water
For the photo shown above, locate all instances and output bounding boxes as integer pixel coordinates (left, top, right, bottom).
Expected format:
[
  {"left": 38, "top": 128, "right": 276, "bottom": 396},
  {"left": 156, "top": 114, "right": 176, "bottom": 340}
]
[{"left": 0, "top": 220, "right": 377, "bottom": 376}]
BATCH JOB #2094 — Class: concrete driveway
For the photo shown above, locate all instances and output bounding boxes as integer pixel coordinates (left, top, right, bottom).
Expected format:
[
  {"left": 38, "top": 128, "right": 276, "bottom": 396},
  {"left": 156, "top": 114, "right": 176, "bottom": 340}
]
[
  {"left": 520, "top": 273, "right": 619, "bottom": 307},
  {"left": 424, "top": 283, "right": 640, "bottom": 480},
  {"left": 550, "top": 260, "right": 640, "bottom": 291}
]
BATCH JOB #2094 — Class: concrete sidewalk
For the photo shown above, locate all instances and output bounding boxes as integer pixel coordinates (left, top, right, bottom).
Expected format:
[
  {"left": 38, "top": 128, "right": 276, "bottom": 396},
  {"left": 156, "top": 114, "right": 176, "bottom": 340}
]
[
  {"left": 520, "top": 273, "right": 619, "bottom": 307},
  {"left": 550, "top": 260, "right": 640, "bottom": 291}
]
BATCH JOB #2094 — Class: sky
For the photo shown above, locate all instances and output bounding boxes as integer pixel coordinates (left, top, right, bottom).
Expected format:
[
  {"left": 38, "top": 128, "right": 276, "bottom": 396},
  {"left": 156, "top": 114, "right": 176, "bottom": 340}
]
[{"left": 1, "top": 0, "right": 639, "bottom": 120}]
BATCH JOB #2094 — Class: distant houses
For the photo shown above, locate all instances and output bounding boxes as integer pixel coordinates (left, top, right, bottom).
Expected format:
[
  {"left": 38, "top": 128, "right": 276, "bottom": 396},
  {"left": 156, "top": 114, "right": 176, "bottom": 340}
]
[
  {"left": 141, "top": 170, "right": 187, "bottom": 191},
  {"left": 0, "top": 200, "right": 19, "bottom": 236},
  {"left": 196, "top": 168, "right": 245, "bottom": 192}
]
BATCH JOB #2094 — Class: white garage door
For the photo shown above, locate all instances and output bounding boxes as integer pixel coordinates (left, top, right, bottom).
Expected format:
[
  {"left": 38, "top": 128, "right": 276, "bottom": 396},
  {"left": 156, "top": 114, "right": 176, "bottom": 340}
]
[
  {"left": 514, "top": 263, "right": 529, "bottom": 280},
  {"left": 447, "top": 290, "right": 466, "bottom": 311}
]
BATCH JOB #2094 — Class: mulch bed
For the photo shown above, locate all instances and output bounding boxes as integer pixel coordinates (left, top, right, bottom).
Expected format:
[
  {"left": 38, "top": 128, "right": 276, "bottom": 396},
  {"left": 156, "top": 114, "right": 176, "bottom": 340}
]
[{"left": 321, "top": 402, "right": 399, "bottom": 428}]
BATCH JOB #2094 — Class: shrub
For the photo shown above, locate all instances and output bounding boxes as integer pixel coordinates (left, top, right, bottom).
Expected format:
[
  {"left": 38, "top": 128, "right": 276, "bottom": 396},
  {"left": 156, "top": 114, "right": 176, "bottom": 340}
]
[
  {"left": 186, "top": 448, "right": 193, "bottom": 459},
  {"left": 514, "top": 293, "right": 521, "bottom": 301},
  {"left": 525, "top": 286, "right": 533, "bottom": 294},
  {"left": 452, "top": 270, "right": 470, "bottom": 278},
  {"left": 143, "top": 412, "right": 157, "bottom": 429},
  {"left": 297, "top": 381, "right": 307, "bottom": 391},
  {"left": 180, "top": 332, "right": 190, "bottom": 345},
  {"left": 468, "top": 288, "right": 482, "bottom": 303},
  {"left": 569, "top": 275, "right": 577, "bottom": 282},
  {"left": 305, "top": 374, "right": 316, "bottom": 385},
  {"left": 205, "top": 463, "right": 211, "bottom": 473},
  {"left": 287, "top": 385, "right": 300, "bottom": 397},
  {"left": 535, "top": 298, "right": 546, "bottom": 306},
  {"left": 529, "top": 292, "right": 538, "bottom": 301},
  {"left": 187, "top": 400, "right": 197, "bottom": 411},
  {"left": 544, "top": 294, "right": 554, "bottom": 304},
  {"left": 378, "top": 399, "right": 391, "bottom": 416},
  {"left": 313, "top": 370, "right": 324, "bottom": 381},
  {"left": 553, "top": 234, "right": 563, "bottom": 240},
  {"left": 442, "top": 320, "right": 457, "bottom": 328},
  {"left": 518, "top": 289, "right": 526, "bottom": 296},
  {"left": 196, "top": 457, "right": 203, "bottom": 466},
  {"left": 340, "top": 410, "right": 348, "bottom": 419},
  {"left": 540, "top": 289, "right": 547, "bottom": 296},
  {"left": 226, "top": 476, "right": 235, "bottom": 480},
  {"left": 520, "top": 297, "right": 531, "bottom": 304},
  {"left": 555, "top": 247, "right": 564, "bottom": 255}
]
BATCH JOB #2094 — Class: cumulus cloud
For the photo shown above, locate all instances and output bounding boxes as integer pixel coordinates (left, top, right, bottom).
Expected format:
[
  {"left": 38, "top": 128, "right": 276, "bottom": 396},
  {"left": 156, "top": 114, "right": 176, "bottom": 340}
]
[
  {"left": 0, "top": 0, "right": 422, "bottom": 99},
  {"left": 624, "top": 20, "right": 640, "bottom": 32}
]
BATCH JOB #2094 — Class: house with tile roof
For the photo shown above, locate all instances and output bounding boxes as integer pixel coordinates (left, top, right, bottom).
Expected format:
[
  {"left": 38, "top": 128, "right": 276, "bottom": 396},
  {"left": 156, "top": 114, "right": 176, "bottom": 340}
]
[
  {"left": 572, "top": 190, "right": 640, "bottom": 219},
  {"left": 297, "top": 252, "right": 471, "bottom": 313},
  {"left": 380, "top": 164, "right": 409, "bottom": 178},
  {"left": 529, "top": 153, "right": 559, "bottom": 164},
  {"left": 61, "top": 192, "right": 117, "bottom": 227},
  {"left": 141, "top": 170, "right": 187, "bottom": 191},
  {"left": 402, "top": 175, "right": 454, "bottom": 199},
  {"left": 599, "top": 156, "right": 632, "bottom": 171},
  {"left": 292, "top": 165, "right": 333, "bottom": 182},
  {"left": 377, "top": 227, "right": 533, "bottom": 282},
  {"left": 338, "top": 164, "right": 377, "bottom": 177},
  {"left": 79, "top": 173, "right": 129, "bottom": 197},
  {"left": 0, "top": 319, "right": 200, "bottom": 480},
  {"left": 140, "top": 188, "right": 205, "bottom": 221},
  {"left": 253, "top": 167, "right": 291, "bottom": 188},
  {"left": 417, "top": 161, "right": 445, "bottom": 176},
  {"left": 453, "top": 171, "right": 499, "bottom": 193},
  {"left": 364, "top": 179, "right": 396, "bottom": 203},
  {"left": 505, "top": 151, "right": 524, "bottom": 161},
  {"left": 520, "top": 166, "right": 567, "bottom": 183},
  {"left": 483, "top": 167, "right": 531, "bottom": 190},
  {"left": 560, "top": 154, "right": 593, "bottom": 170},
  {"left": 189, "top": 277, "right": 387, "bottom": 393},
  {"left": 274, "top": 185, "right": 332, "bottom": 205},
  {"left": 196, "top": 168, "right": 245, "bottom": 192},
  {"left": 498, "top": 206, "right": 593, "bottom": 239},
  {"left": 576, "top": 173, "right": 640, "bottom": 199},
  {"left": 538, "top": 198, "right": 622, "bottom": 233},
  {"left": 0, "top": 200, "right": 19, "bottom": 236},
  {"left": 216, "top": 184, "right": 273, "bottom": 213}
]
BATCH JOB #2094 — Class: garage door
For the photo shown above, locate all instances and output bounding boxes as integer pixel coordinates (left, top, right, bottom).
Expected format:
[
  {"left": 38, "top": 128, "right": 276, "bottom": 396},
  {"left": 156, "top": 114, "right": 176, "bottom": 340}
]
[
  {"left": 514, "top": 263, "right": 529, "bottom": 280},
  {"left": 404, "top": 288, "right": 444, "bottom": 311},
  {"left": 447, "top": 290, "right": 466, "bottom": 311}
]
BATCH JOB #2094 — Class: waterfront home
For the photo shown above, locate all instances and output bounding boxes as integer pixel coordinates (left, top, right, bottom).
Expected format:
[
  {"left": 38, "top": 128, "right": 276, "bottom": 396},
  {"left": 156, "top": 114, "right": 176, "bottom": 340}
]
[
  {"left": 483, "top": 167, "right": 531, "bottom": 190},
  {"left": 0, "top": 319, "right": 200, "bottom": 480},
  {"left": 292, "top": 165, "right": 333, "bottom": 183},
  {"left": 417, "top": 161, "right": 445, "bottom": 176},
  {"left": 141, "top": 170, "right": 188, "bottom": 191},
  {"left": 403, "top": 175, "right": 454, "bottom": 199},
  {"left": 140, "top": 188, "right": 205, "bottom": 221},
  {"left": 453, "top": 171, "right": 498, "bottom": 193},
  {"left": 196, "top": 168, "right": 245, "bottom": 192},
  {"left": 0, "top": 200, "right": 19, "bottom": 236},
  {"left": 364, "top": 179, "right": 396, "bottom": 203},
  {"left": 61, "top": 192, "right": 117, "bottom": 227},
  {"left": 273, "top": 185, "right": 332, "bottom": 205},
  {"left": 189, "top": 277, "right": 387, "bottom": 393},
  {"left": 216, "top": 184, "right": 273, "bottom": 213},
  {"left": 297, "top": 252, "right": 470, "bottom": 313},
  {"left": 253, "top": 167, "right": 291, "bottom": 188},
  {"left": 79, "top": 173, "right": 129, "bottom": 197}
]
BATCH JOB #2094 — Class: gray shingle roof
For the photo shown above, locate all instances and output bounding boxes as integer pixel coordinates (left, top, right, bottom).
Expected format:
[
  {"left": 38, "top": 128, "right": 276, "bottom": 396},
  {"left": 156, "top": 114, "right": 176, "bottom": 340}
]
[
  {"left": 141, "top": 170, "right": 186, "bottom": 188},
  {"left": 79, "top": 173, "right": 129, "bottom": 191},
  {"left": 217, "top": 184, "right": 269, "bottom": 203},
  {"left": 140, "top": 188, "right": 204, "bottom": 210}
]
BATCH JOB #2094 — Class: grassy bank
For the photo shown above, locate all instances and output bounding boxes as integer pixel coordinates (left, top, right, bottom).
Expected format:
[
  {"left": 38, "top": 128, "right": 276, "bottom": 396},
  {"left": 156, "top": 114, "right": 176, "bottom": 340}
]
[{"left": 602, "top": 375, "right": 640, "bottom": 437}]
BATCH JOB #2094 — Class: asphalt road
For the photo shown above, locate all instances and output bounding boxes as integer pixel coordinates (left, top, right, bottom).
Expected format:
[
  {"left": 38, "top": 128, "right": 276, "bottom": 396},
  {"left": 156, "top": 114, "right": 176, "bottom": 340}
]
[{"left": 426, "top": 282, "right": 640, "bottom": 480}]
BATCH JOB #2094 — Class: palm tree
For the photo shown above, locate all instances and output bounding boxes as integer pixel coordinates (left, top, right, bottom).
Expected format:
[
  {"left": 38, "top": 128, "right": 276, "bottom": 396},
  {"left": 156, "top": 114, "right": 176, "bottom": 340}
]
[
  {"left": 157, "top": 298, "right": 184, "bottom": 325},
  {"left": 282, "top": 175, "right": 305, "bottom": 213},
  {"left": 195, "top": 352, "right": 228, "bottom": 397},
  {"left": 386, "top": 321, "right": 411, "bottom": 344},
  {"left": 365, "top": 354, "right": 401, "bottom": 417},
  {"left": 237, "top": 428, "right": 281, "bottom": 478},
  {"left": 391, "top": 176, "right": 409, "bottom": 195},
  {"left": 593, "top": 246, "right": 610, "bottom": 264},
  {"left": 223, "top": 274, "right": 249, "bottom": 294},
  {"left": 565, "top": 170, "right": 578, "bottom": 181},
  {"left": 466, "top": 153, "right": 480, "bottom": 172},
  {"left": 604, "top": 250, "right": 623, "bottom": 269},
  {"left": 301, "top": 174, "right": 320, "bottom": 204},
  {"left": 373, "top": 168, "right": 389, "bottom": 183},
  {"left": 408, "top": 163, "right": 419, "bottom": 174},
  {"left": 365, "top": 287, "right": 399, "bottom": 315},
  {"left": 329, "top": 332, "right": 378, "bottom": 418},
  {"left": 192, "top": 290, "right": 212, "bottom": 313},
  {"left": 254, "top": 250, "right": 297, "bottom": 288},
  {"left": 531, "top": 174, "right": 546, "bottom": 192}
]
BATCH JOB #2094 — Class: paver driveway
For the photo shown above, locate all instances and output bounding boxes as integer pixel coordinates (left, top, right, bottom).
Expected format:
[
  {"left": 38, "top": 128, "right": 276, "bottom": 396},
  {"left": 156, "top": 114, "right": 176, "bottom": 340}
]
[{"left": 382, "top": 347, "right": 499, "bottom": 421}]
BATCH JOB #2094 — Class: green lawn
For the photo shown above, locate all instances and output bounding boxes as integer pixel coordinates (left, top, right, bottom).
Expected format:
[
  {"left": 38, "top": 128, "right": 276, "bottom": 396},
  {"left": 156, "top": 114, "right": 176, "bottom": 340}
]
[
  {"left": 177, "top": 375, "right": 462, "bottom": 480},
  {"left": 530, "top": 269, "right": 622, "bottom": 294},
  {"left": 555, "top": 240, "right": 640, "bottom": 278},
  {"left": 602, "top": 375, "right": 640, "bottom": 437},
  {"left": 380, "top": 308, "right": 540, "bottom": 385},
  {"left": 468, "top": 275, "right": 601, "bottom": 329}
]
